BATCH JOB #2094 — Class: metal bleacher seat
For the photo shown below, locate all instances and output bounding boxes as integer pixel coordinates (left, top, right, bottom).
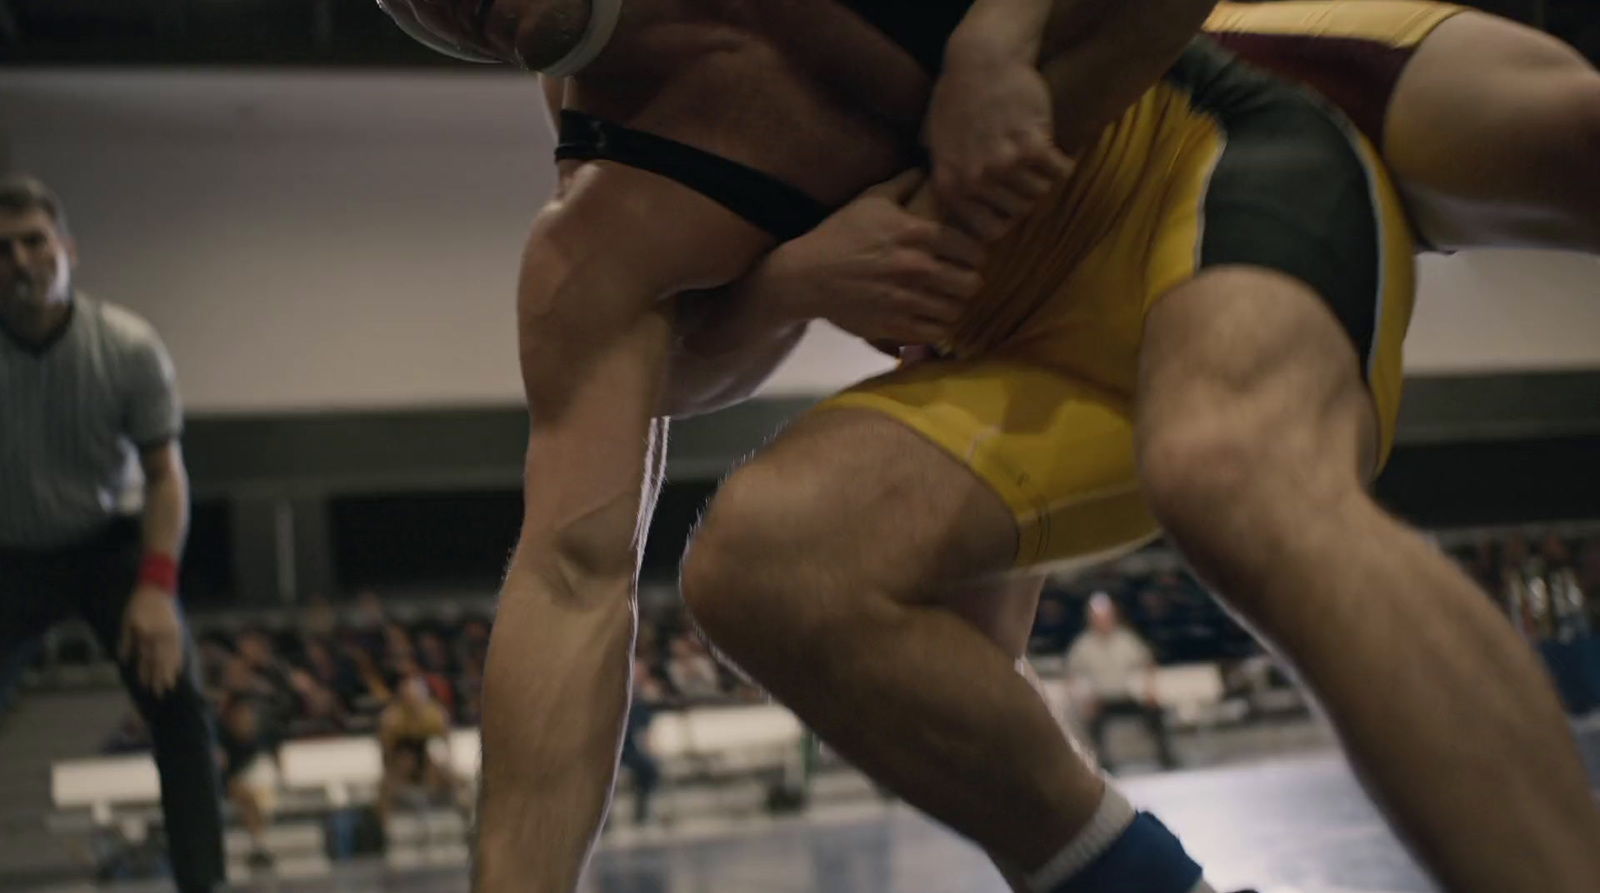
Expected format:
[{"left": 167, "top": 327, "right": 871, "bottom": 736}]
[
  {"left": 277, "top": 736, "right": 385, "bottom": 807},
  {"left": 51, "top": 753, "right": 161, "bottom": 829}
]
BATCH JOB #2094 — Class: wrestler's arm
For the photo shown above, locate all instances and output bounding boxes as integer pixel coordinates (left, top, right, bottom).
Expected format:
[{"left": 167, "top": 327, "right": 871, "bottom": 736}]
[
  {"left": 928, "top": 0, "right": 1217, "bottom": 232},
  {"left": 950, "top": 0, "right": 1218, "bottom": 138},
  {"left": 475, "top": 164, "right": 770, "bottom": 893},
  {"left": 1034, "top": 0, "right": 1219, "bottom": 149},
  {"left": 664, "top": 171, "right": 982, "bottom": 417}
]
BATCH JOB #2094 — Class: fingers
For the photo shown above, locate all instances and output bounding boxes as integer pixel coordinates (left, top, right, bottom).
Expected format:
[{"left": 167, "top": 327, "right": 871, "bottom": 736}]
[
  {"left": 928, "top": 226, "right": 986, "bottom": 271},
  {"left": 895, "top": 249, "right": 982, "bottom": 302},
  {"left": 898, "top": 218, "right": 985, "bottom": 271},
  {"left": 159, "top": 643, "right": 183, "bottom": 698},
  {"left": 139, "top": 635, "right": 157, "bottom": 694},
  {"left": 948, "top": 198, "right": 1018, "bottom": 243},
  {"left": 867, "top": 169, "right": 929, "bottom": 204},
  {"left": 126, "top": 626, "right": 181, "bottom": 699},
  {"left": 936, "top": 137, "right": 1074, "bottom": 243}
]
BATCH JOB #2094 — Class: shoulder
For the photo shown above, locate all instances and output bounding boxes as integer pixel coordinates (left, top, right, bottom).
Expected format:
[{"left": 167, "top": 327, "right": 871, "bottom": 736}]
[
  {"left": 83, "top": 298, "right": 169, "bottom": 362},
  {"left": 85, "top": 297, "right": 160, "bottom": 347}
]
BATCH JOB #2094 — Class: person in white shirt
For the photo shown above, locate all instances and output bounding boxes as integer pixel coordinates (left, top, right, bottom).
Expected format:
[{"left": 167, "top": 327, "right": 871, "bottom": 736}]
[{"left": 1065, "top": 593, "right": 1176, "bottom": 771}]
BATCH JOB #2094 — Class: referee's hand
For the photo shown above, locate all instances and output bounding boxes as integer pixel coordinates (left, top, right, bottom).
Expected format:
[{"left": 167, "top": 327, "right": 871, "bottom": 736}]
[{"left": 121, "top": 586, "right": 185, "bottom": 699}]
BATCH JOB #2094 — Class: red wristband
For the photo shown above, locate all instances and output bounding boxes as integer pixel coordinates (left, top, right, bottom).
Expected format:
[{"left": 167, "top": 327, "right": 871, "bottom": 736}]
[{"left": 138, "top": 553, "right": 180, "bottom": 594}]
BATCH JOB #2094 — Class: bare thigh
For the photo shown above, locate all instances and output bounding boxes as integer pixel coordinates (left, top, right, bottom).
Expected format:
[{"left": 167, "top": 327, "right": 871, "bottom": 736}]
[
  {"left": 1387, "top": 10, "right": 1600, "bottom": 249},
  {"left": 689, "top": 406, "right": 1022, "bottom": 631}
]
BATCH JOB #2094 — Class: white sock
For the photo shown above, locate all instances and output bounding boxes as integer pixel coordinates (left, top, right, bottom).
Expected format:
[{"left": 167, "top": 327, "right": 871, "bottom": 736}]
[
  {"left": 1026, "top": 781, "right": 1137, "bottom": 892},
  {"left": 1025, "top": 782, "right": 1218, "bottom": 893}
]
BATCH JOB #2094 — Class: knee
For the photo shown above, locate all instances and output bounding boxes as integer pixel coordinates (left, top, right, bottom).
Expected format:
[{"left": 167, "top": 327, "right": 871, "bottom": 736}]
[{"left": 1137, "top": 417, "right": 1261, "bottom": 537}]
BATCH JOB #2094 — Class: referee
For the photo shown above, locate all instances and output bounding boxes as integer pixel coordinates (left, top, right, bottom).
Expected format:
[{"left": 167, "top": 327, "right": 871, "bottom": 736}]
[{"left": 0, "top": 175, "right": 225, "bottom": 893}]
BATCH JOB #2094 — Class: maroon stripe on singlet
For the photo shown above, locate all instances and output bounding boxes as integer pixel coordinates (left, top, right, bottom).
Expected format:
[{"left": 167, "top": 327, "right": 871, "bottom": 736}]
[{"left": 1207, "top": 31, "right": 1415, "bottom": 147}]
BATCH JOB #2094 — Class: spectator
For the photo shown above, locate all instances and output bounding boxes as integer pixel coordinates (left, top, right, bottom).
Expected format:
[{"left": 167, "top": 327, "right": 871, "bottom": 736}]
[
  {"left": 1065, "top": 593, "right": 1177, "bottom": 771},
  {"left": 635, "top": 625, "right": 664, "bottom": 683},
  {"left": 381, "top": 622, "right": 415, "bottom": 678},
  {"left": 416, "top": 629, "right": 456, "bottom": 678},
  {"left": 394, "top": 654, "right": 454, "bottom": 715},
  {"left": 1540, "top": 535, "right": 1589, "bottom": 641},
  {"left": 237, "top": 630, "right": 291, "bottom": 691},
  {"left": 1581, "top": 538, "right": 1600, "bottom": 628},
  {"left": 377, "top": 675, "right": 458, "bottom": 835},
  {"left": 217, "top": 698, "right": 280, "bottom": 871},
  {"left": 665, "top": 634, "right": 721, "bottom": 702},
  {"left": 620, "top": 661, "right": 665, "bottom": 825},
  {"left": 1502, "top": 533, "right": 1552, "bottom": 641},
  {"left": 299, "top": 594, "right": 338, "bottom": 642},
  {"left": 455, "top": 617, "right": 490, "bottom": 671},
  {"left": 1028, "top": 596, "right": 1074, "bottom": 654},
  {"left": 197, "top": 637, "right": 234, "bottom": 703},
  {"left": 1466, "top": 538, "right": 1500, "bottom": 597},
  {"left": 335, "top": 630, "right": 392, "bottom": 707},
  {"left": 302, "top": 638, "right": 368, "bottom": 713},
  {"left": 455, "top": 652, "right": 485, "bottom": 726},
  {"left": 286, "top": 668, "right": 346, "bottom": 737},
  {"left": 234, "top": 630, "right": 297, "bottom": 728}
]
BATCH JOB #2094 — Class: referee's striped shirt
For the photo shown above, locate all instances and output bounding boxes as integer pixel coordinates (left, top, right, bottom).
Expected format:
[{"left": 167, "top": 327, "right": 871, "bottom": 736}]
[{"left": 0, "top": 294, "right": 183, "bottom": 549}]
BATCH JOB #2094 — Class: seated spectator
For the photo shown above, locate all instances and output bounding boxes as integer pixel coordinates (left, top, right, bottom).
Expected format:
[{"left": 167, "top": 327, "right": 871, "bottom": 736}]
[
  {"left": 665, "top": 634, "right": 721, "bottom": 702},
  {"left": 415, "top": 629, "right": 456, "bottom": 679},
  {"left": 302, "top": 638, "right": 368, "bottom": 713},
  {"left": 1466, "top": 538, "right": 1500, "bottom": 597},
  {"left": 217, "top": 697, "right": 280, "bottom": 871},
  {"left": 1582, "top": 538, "right": 1600, "bottom": 629},
  {"left": 393, "top": 655, "right": 455, "bottom": 716},
  {"left": 454, "top": 653, "right": 484, "bottom": 726},
  {"left": 1065, "top": 593, "right": 1177, "bottom": 772},
  {"left": 1028, "top": 595, "right": 1074, "bottom": 654},
  {"left": 299, "top": 594, "right": 339, "bottom": 642},
  {"left": 620, "top": 661, "right": 666, "bottom": 825},
  {"left": 455, "top": 617, "right": 491, "bottom": 671},
  {"left": 377, "top": 676, "right": 458, "bottom": 834},
  {"left": 221, "top": 655, "right": 290, "bottom": 725},
  {"left": 352, "top": 589, "right": 387, "bottom": 653},
  {"left": 1541, "top": 535, "right": 1590, "bottom": 640},
  {"left": 286, "top": 669, "right": 347, "bottom": 737},
  {"left": 335, "top": 631, "right": 392, "bottom": 709},
  {"left": 197, "top": 636, "right": 234, "bottom": 702},
  {"left": 236, "top": 629, "right": 297, "bottom": 720},
  {"left": 381, "top": 622, "right": 416, "bottom": 679}
]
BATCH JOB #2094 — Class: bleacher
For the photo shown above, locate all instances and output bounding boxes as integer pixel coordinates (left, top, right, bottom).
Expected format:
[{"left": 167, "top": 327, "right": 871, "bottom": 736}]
[{"left": 43, "top": 662, "right": 1260, "bottom": 878}]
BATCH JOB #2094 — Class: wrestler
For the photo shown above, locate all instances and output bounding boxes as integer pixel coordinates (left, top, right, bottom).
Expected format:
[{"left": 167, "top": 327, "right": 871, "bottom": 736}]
[
  {"left": 929, "top": 0, "right": 1600, "bottom": 251},
  {"left": 376, "top": 3, "right": 1600, "bottom": 893}
]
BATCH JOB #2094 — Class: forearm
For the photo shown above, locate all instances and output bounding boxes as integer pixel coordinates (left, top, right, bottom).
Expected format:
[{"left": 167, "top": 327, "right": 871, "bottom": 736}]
[
  {"left": 947, "top": 0, "right": 1056, "bottom": 63},
  {"left": 947, "top": 0, "right": 1218, "bottom": 154},
  {"left": 141, "top": 461, "right": 189, "bottom": 559},
  {"left": 1036, "top": 0, "right": 1219, "bottom": 151}
]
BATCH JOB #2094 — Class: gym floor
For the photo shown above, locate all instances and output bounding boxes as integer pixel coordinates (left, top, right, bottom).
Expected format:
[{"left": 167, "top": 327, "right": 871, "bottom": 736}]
[{"left": 40, "top": 715, "right": 1600, "bottom": 893}]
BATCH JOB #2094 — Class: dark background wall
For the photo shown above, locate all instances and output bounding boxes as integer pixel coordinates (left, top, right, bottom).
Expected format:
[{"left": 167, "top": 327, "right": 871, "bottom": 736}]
[{"left": 175, "top": 371, "right": 1600, "bottom": 607}]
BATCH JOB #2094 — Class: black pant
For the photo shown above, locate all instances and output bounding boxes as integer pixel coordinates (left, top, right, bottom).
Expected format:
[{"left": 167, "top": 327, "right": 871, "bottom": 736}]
[
  {"left": 1089, "top": 698, "right": 1178, "bottom": 771},
  {"left": 0, "top": 519, "right": 225, "bottom": 893},
  {"left": 620, "top": 704, "right": 660, "bottom": 823}
]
